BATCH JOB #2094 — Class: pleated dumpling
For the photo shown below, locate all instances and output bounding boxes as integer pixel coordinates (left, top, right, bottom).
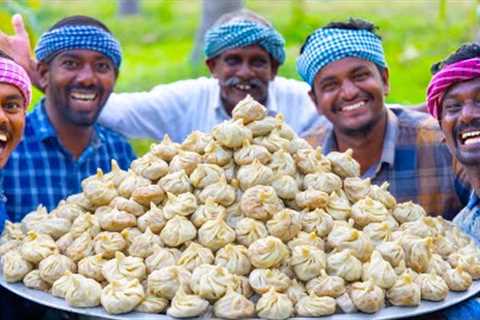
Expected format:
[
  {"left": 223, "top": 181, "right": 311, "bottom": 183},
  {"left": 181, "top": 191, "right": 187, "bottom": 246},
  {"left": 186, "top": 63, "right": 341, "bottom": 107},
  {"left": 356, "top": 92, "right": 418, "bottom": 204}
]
[
  {"left": 232, "top": 94, "right": 267, "bottom": 124},
  {"left": 369, "top": 181, "right": 396, "bottom": 209},
  {"left": 159, "top": 215, "right": 196, "bottom": 247},
  {"left": 21, "top": 231, "right": 57, "bottom": 264},
  {"left": 234, "top": 139, "right": 271, "bottom": 166},
  {"left": 70, "top": 213, "right": 101, "bottom": 238},
  {"left": 131, "top": 184, "right": 166, "bottom": 206},
  {"left": 327, "top": 226, "right": 373, "bottom": 262},
  {"left": 271, "top": 174, "right": 299, "bottom": 200},
  {"left": 110, "top": 196, "right": 145, "bottom": 217},
  {"left": 2, "top": 250, "right": 33, "bottom": 282},
  {"left": 306, "top": 269, "right": 345, "bottom": 298},
  {"left": 267, "top": 208, "right": 302, "bottom": 242},
  {"left": 290, "top": 245, "right": 326, "bottom": 281},
  {"left": 93, "top": 231, "right": 127, "bottom": 259},
  {"left": 248, "top": 268, "right": 291, "bottom": 294},
  {"left": 190, "top": 163, "right": 225, "bottom": 188},
  {"left": 167, "top": 285, "right": 209, "bottom": 318},
  {"left": 147, "top": 265, "right": 191, "bottom": 300},
  {"left": 203, "top": 140, "right": 233, "bottom": 166},
  {"left": 288, "top": 231, "right": 325, "bottom": 251},
  {"left": 215, "top": 244, "right": 251, "bottom": 276},
  {"left": 387, "top": 273, "right": 420, "bottom": 306},
  {"left": 344, "top": 177, "right": 371, "bottom": 203},
  {"left": 128, "top": 227, "right": 163, "bottom": 258},
  {"left": 198, "top": 176, "right": 236, "bottom": 206},
  {"left": 326, "top": 249, "right": 362, "bottom": 282},
  {"left": 176, "top": 242, "right": 214, "bottom": 272},
  {"left": 350, "top": 280, "right": 385, "bottom": 313},
  {"left": 163, "top": 192, "right": 198, "bottom": 219},
  {"left": 393, "top": 201, "right": 426, "bottom": 224},
  {"left": 135, "top": 294, "right": 169, "bottom": 314},
  {"left": 213, "top": 119, "right": 253, "bottom": 149},
  {"left": 145, "top": 245, "right": 180, "bottom": 274},
  {"left": 150, "top": 134, "right": 179, "bottom": 162},
  {"left": 49, "top": 200, "right": 84, "bottom": 223},
  {"left": 351, "top": 197, "right": 388, "bottom": 228},
  {"left": 301, "top": 208, "right": 333, "bottom": 238},
  {"left": 240, "top": 185, "right": 283, "bottom": 221},
  {"left": 65, "top": 274, "right": 102, "bottom": 308},
  {"left": 287, "top": 136, "right": 312, "bottom": 154},
  {"left": 287, "top": 279, "right": 307, "bottom": 304},
  {"left": 248, "top": 236, "right": 289, "bottom": 269},
  {"left": 376, "top": 241, "right": 405, "bottom": 267},
  {"left": 235, "top": 217, "right": 268, "bottom": 247},
  {"left": 169, "top": 150, "right": 202, "bottom": 175},
  {"left": 256, "top": 288, "right": 294, "bottom": 320},
  {"left": 102, "top": 252, "right": 146, "bottom": 283},
  {"left": 237, "top": 160, "right": 274, "bottom": 191},
  {"left": 247, "top": 115, "right": 277, "bottom": 137},
  {"left": 78, "top": 254, "right": 107, "bottom": 282},
  {"left": 326, "top": 148, "right": 360, "bottom": 178},
  {"left": 362, "top": 251, "right": 397, "bottom": 289},
  {"left": 295, "top": 294, "right": 337, "bottom": 317},
  {"left": 51, "top": 271, "right": 80, "bottom": 298},
  {"left": 23, "top": 269, "right": 50, "bottom": 291},
  {"left": 444, "top": 266, "right": 473, "bottom": 291},
  {"left": 253, "top": 129, "right": 290, "bottom": 153},
  {"left": 130, "top": 153, "right": 169, "bottom": 181},
  {"left": 97, "top": 207, "right": 136, "bottom": 232},
  {"left": 295, "top": 188, "right": 330, "bottom": 210},
  {"left": 294, "top": 147, "right": 330, "bottom": 174},
  {"left": 415, "top": 272, "right": 448, "bottom": 301},
  {"left": 181, "top": 130, "right": 213, "bottom": 155},
  {"left": 82, "top": 169, "right": 118, "bottom": 206},
  {"left": 158, "top": 169, "right": 192, "bottom": 195},
  {"left": 137, "top": 203, "right": 166, "bottom": 233},
  {"left": 66, "top": 231, "right": 94, "bottom": 262},
  {"left": 191, "top": 264, "right": 234, "bottom": 301},
  {"left": 191, "top": 198, "right": 226, "bottom": 228},
  {"left": 30, "top": 216, "right": 71, "bottom": 240},
  {"left": 304, "top": 172, "right": 342, "bottom": 194},
  {"left": 404, "top": 237, "right": 433, "bottom": 273},
  {"left": 269, "top": 149, "right": 296, "bottom": 176},
  {"left": 214, "top": 286, "right": 255, "bottom": 319},
  {"left": 101, "top": 279, "right": 145, "bottom": 314},
  {"left": 38, "top": 253, "right": 76, "bottom": 284},
  {"left": 21, "top": 205, "right": 49, "bottom": 232}
]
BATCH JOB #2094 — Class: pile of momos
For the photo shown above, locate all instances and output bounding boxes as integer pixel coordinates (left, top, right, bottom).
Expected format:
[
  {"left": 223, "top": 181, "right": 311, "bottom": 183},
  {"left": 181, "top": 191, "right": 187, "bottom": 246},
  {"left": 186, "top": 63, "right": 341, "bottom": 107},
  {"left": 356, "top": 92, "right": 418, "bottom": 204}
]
[{"left": 1, "top": 95, "right": 480, "bottom": 319}]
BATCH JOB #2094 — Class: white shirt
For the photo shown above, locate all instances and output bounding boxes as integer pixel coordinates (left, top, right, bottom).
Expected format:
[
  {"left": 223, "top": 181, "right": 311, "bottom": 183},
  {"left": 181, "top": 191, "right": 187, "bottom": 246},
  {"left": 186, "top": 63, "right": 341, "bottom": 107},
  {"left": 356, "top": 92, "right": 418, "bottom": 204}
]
[{"left": 99, "top": 76, "right": 321, "bottom": 143}]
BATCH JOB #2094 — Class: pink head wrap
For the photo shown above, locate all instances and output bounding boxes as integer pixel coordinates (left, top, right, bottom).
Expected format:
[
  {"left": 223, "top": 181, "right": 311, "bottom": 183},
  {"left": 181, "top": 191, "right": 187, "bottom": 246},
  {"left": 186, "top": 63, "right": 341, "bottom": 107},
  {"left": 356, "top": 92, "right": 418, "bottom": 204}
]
[
  {"left": 0, "top": 57, "right": 32, "bottom": 108},
  {"left": 426, "top": 57, "right": 480, "bottom": 120}
]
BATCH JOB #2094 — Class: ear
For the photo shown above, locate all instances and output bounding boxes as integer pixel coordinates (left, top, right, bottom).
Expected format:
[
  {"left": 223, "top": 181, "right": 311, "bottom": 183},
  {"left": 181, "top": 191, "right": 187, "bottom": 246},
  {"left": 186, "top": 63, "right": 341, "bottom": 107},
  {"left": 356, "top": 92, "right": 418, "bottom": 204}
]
[
  {"left": 381, "top": 67, "right": 390, "bottom": 96},
  {"left": 37, "top": 61, "right": 49, "bottom": 91},
  {"left": 205, "top": 58, "right": 218, "bottom": 78}
]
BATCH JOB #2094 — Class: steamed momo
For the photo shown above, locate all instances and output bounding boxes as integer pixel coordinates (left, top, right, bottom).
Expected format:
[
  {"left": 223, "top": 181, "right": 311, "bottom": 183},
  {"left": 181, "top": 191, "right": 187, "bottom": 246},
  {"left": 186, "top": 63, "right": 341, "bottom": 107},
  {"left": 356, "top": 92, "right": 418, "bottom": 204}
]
[
  {"left": 167, "top": 286, "right": 209, "bottom": 318},
  {"left": 176, "top": 242, "right": 214, "bottom": 272},
  {"left": 249, "top": 236, "right": 289, "bottom": 269},
  {"left": 148, "top": 265, "right": 192, "bottom": 299},
  {"left": 101, "top": 279, "right": 144, "bottom": 314},
  {"left": 256, "top": 288, "right": 293, "bottom": 320},
  {"left": 2, "top": 250, "right": 32, "bottom": 282},
  {"left": 214, "top": 287, "right": 255, "bottom": 319},
  {"left": 215, "top": 244, "right": 251, "bottom": 276},
  {"left": 38, "top": 253, "right": 76, "bottom": 284},
  {"left": 191, "top": 264, "right": 234, "bottom": 301},
  {"left": 240, "top": 185, "right": 283, "bottom": 221}
]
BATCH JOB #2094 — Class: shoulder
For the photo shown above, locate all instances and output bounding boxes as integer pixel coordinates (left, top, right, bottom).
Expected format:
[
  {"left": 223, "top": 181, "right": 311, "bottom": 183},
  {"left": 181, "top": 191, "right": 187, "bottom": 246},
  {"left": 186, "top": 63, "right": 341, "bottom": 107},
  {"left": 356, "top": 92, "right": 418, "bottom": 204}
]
[
  {"left": 96, "top": 125, "right": 131, "bottom": 145},
  {"left": 152, "top": 76, "right": 217, "bottom": 93},
  {"left": 270, "top": 76, "right": 310, "bottom": 93}
]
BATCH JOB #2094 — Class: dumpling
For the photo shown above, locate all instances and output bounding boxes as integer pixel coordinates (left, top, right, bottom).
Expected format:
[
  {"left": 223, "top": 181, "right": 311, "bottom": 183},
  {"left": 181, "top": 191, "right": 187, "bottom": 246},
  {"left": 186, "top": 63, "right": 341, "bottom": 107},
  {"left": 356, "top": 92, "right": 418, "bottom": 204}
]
[
  {"left": 249, "top": 236, "right": 289, "bottom": 269},
  {"left": 78, "top": 254, "right": 107, "bottom": 282},
  {"left": 150, "top": 134, "right": 179, "bottom": 162},
  {"left": 110, "top": 196, "right": 145, "bottom": 217},
  {"left": 158, "top": 169, "right": 192, "bottom": 194},
  {"left": 295, "top": 294, "right": 336, "bottom": 317},
  {"left": 235, "top": 217, "right": 268, "bottom": 247},
  {"left": 145, "top": 245, "right": 181, "bottom": 274},
  {"left": 248, "top": 268, "right": 291, "bottom": 294},
  {"left": 350, "top": 280, "right": 385, "bottom": 313},
  {"left": 326, "top": 148, "right": 360, "bottom": 178},
  {"left": 237, "top": 160, "right": 274, "bottom": 191},
  {"left": 51, "top": 271, "right": 80, "bottom": 298},
  {"left": 30, "top": 216, "right": 71, "bottom": 240},
  {"left": 169, "top": 150, "right": 202, "bottom": 175},
  {"left": 240, "top": 185, "right": 283, "bottom": 221},
  {"left": 23, "top": 269, "right": 50, "bottom": 291},
  {"left": 93, "top": 231, "right": 127, "bottom": 259},
  {"left": 234, "top": 139, "right": 271, "bottom": 166},
  {"left": 444, "top": 266, "right": 472, "bottom": 291},
  {"left": 362, "top": 222, "right": 392, "bottom": 245},
  {"left": 131, "top": 184, "right": 165, "bottom": 206},
  {"left": 448, "top": 254, "right": 480, "bottom": 279},
  {"left": 335, "top": 292, "right": 357, "bottom": 314},
  {"left": 135, "top": 294, "right": 169, "bottom": 313},
  {"left": 301, "top": 208, "right": 333, "bottom": 237},
  {"left": 21, "top": 231, "right": 57, "bottom": 264},
  {"left": 287, "top": 137, "right": 312, "bottom": 154},
  {"left": 198, "top": 214, "right": 236, "bottom": 251},
  {"left": 214, "top": 287, "right": 255, "bottom": 319},
  {"left": 304, "top": 172, "right": 342, "bottom": 194},
  {"left": 65, "top": 274, "right": 102, "bottom": 307},
  {"left": 271, "top": 174, "right": 299, "bottom": 200},
  {"left": 82, "top": 169, "right": 118, "bottom": 206},
  {"left": 404, "top": 237, "right": 433, "bottom": 273},
  {"left": 288, "top": 231, "right": 325, "bottom": 251},
  {"left": 2, "top": 250, "right": 32, "bottom": 282},
  {"left": 432, "top": 235, "right": 457, "bottom": 258},
  {"left": 49, "top": 200, "right": 84, "bottom": 222},
  {"left": 21, "top": 205, "right": 49, "bottom": 232},
  {"left": 232, "top": 94, "right": 267, "bottom": 123},
  {"left": 102, "top": 252, "right": 146, "bottom": 283},
  {"left": 190, "top": 163, "right": 225, "bottom": 189},
  {"left": 286, "top": 279, "right": 307, "bottom": 304},
  {"left": 253, "top": 129, "right": 290, "bottom": 153},
  {"left": 343, "top": 177, "right": 371, "bottom": 203},
  {"left": 256, "top": 288, "right": 294, "bottom": 320},
  {"left": 160, "top": 215, "right": 196, "bottom": 247},
  {"left": 231, "top": 274, "right": 254, "bottom": 298},
  {"left": 103, "top": 159, "right": 129, "bottom": 188},
  {"left": 163, "top": 192, "right": 198, "bottom": 219},
  {"left": 327, "top": 226, "right": 373, "bottom": 262},
  {"left": 387, "top": 273, "right": 420, "bottom": 306},
  {"left": 213, "top": 119, "right": 253, "bottom": 149},
  {"left": 65, "top": 193, "right": 94, "bottom": 212},
  {"left": 225, "top": 202, "right": 244, "bottom": 229},
  {"left": 191, "top": 198, "right": 226, "bottom": 228},
  {"left": 197, "top": 176, "right": 236, "bottom": 206},
  {"left": 101, "top": 279, "right": 145, "bottom": 314},
  {"left": 267, "top": 208, "right": 302, "bottom": 242},
  {"left": 97, "top": 207, "right": 136, "bottom": 232},
  {"left": 376, "top": 241, "right": 405, "bottom": 267},
  {"left": 38, "top": 253, "right": 76, "bottom": 284},
  {"left": 215, "top": 244, "right": 251, "bottom": 276},
  {"left": 0, "top": 239, "right": 22, "bottom": 257},
  {"left": 176, "top": 242, "right": 214, "bottom": 272},
  {"left": 167, "top": 285, "right": 209, "bottom": 318},
  {"left": 148, "top": 265, "right": 191, "bottom": 299},
  {"left": 203, "top": 140, "right": 233, "bottom": 166},
  {"left": 306, "top": 269, "right": 345, "bottom": 298},
  {"left": 326, "top": 190, "right": 351, "bottom": 221},
  {"left": 137, "top": 203, "right": 166, "bottom": 233},
  {"left": 66, "top": 231, "right": 94, "bottom": 262},
  {"left": 401, "top": 216, "right": 443, "bottom": 238},
  {"left": 120, "top": 227, "right": 142, "bottom": 245},
  {"left": 269, "top": 149, "right": 296, "bottom": 176},
  {"left": 247, "top": 115, "right": 277, "bottom": 137},
  {"left": 191, "top": 264, "right": 234, "bottom": 301},
  {"left": 368, "top": 181, "right": 396, "bottom": 209},
  {"left": 428, "top": 253, "right": 452, "bottom": 277},
  {"left": 290, "top": 245, "right": 326, "bottom": 281},
  {"left": 182, "top": 130, "right": 213, "bottom": 154},
  {"left": 392, "top": 201, "right": 426, "bottom": 224},
  {"left": 294, "top": 147, "right": 330, "bottom": 174},
  {"left": 326, "top": 250, "right": 362, "bottom": 282},
  {"left": 295, "top": 189, "right": 329, "bottom": 210},
  {"left": 362, "top": 250, "right": 397, "bottom": 289},
  {"left": 70, "top": 213, "right": 101, "bottom": 238},
  {"left": 128, "top": 227, "right": 162, "bottom": 258},
  {"left": 351, "top": 197, "right": 388, "bottom": 228},
  {"left": 130, "top": 153, "right": 169, "bottom": 181},
  {"left": 416, "top": 272, "right": 448, "bottom": 301}
]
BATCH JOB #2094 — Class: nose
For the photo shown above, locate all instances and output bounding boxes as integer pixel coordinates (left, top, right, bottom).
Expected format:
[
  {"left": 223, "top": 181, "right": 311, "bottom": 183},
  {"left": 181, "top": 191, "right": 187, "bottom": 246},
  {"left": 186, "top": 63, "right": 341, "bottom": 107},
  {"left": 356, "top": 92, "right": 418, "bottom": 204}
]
[
  {"left": 459, "top": 100, "right": 480, "bottom": 124},
  {"left": 236, "top": 62, "right": 254, "bottom": 79},
  {"left": 339, "top": 79, "right": 360, "bottom": 101},
  {"left": 75, "top": 64, "right": 97, "bottom": 86}
]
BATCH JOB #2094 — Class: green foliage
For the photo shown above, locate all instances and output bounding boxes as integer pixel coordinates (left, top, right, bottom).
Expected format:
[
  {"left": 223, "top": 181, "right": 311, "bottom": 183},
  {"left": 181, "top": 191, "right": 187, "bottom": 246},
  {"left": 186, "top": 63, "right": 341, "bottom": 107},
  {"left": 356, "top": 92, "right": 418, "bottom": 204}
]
[{"left": 0, "top": 0, "right": 476, "bottom": 155}]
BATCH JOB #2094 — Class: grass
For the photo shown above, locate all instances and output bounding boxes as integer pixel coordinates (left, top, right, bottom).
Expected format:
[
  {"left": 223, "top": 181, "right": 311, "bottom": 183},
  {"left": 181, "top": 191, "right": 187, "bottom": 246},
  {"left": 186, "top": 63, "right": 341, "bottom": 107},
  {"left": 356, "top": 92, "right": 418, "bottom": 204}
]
[{"left": 0, "top": 0, "right": 477, "bottom": 155}]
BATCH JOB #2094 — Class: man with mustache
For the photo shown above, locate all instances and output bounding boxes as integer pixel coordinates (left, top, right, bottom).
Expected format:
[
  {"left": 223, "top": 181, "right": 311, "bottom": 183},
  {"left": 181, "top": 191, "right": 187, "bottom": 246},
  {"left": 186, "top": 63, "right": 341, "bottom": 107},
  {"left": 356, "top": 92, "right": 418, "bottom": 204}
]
[
  {"left": 298, "top": 18, "right": 469, "bottom": 219},
  {"left": 2, "top": 16, "right": 136, "bottom": 219},
  {"left": 0, "top": 10, "right": 320, "bottom": 143}
]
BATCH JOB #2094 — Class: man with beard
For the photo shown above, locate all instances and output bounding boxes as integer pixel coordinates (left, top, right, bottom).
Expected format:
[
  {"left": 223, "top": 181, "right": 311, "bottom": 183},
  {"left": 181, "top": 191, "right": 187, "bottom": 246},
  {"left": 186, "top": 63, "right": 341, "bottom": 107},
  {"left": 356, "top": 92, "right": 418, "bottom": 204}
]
[
  {"left": 0, "top": 10, "right": 320, "bottom": 143},
  {"left": 297, "top": 18, "right": 469, "bottom": 219},
  {"left": 2, "top": 16, "right": 136, "bottom": 219}
]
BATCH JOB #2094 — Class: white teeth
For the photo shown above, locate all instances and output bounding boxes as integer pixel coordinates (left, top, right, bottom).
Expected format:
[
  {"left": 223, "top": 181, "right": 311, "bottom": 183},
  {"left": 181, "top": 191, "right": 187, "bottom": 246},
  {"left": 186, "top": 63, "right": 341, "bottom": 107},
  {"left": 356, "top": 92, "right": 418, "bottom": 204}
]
[
  {"left": 0, "top": 133, "right": 7, "bottom": 142},
  {"left": 70, "top": 92, "right": 96, "bottom": 101},
  {"left": 461, "top": 131, "right": 480, "bottom": 139},
  {"left": 464, "top": 136, "right": 480, "bottom": 145},
  {"left": 342, "top": 101, "right": 365, "bottom": 111},
  {"left": 236, "top": 84, "right": 251, "bottom": 91}
]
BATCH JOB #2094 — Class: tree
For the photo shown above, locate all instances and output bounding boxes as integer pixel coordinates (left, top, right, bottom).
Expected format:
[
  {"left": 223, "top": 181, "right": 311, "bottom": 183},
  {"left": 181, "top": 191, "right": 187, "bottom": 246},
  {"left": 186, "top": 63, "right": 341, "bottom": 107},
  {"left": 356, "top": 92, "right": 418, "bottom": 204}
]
[{"left": 190, "top": 0, "right": 244, "bottom": 64}]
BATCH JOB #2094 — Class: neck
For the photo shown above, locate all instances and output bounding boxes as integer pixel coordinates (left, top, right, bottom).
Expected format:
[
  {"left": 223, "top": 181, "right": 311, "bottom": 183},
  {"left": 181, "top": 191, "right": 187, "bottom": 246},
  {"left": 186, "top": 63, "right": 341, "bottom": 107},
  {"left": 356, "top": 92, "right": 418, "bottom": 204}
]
[
  {"left": 44, "top": 99, "right": 93, "bottom": 159},
  {"left": 463, "top": 166, "right": 480, "bottom": 196},
  {"left": 334, "top": 112, "right": 387, "bottom": 175}
]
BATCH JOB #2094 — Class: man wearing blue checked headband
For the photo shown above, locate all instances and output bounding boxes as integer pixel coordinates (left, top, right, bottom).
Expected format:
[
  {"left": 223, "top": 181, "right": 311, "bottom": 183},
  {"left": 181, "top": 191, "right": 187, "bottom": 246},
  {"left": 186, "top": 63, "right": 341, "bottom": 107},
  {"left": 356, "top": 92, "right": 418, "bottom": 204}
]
[{"left": 300, "top": 18, "right": 470, "bottom": 219}]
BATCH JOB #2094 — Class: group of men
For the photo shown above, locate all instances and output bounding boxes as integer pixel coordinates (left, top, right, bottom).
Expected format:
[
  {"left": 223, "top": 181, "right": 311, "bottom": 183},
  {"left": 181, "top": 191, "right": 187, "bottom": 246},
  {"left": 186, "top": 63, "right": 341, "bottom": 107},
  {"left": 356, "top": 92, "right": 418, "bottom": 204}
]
[{"left": 0, "top": 7, "right": 479, "bottom": 320}]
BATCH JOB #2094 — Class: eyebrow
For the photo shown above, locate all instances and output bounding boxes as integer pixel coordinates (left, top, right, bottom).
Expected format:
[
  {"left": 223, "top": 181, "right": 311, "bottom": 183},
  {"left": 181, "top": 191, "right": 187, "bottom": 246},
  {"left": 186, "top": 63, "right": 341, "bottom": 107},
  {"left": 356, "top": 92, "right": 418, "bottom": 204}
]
[
  {"left": 318, "top": 65, "right": 370, "bottom": 85},
  {"left": 3, "top": 94, "right": 23, "bottom": 100}
]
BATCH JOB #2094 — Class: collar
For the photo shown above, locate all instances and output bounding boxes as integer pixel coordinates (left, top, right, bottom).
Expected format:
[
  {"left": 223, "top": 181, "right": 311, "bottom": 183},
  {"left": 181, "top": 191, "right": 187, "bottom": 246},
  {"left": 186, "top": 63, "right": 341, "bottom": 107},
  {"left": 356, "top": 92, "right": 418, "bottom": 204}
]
[
  {"left": 468, "top": 190, "right": 480, "bottom": 209},
  {"left": 0, "top": 171, "right": 6, "bottom": 203},
  {"left": 322, "top": 107, "right": 398, "bottom": 171}
]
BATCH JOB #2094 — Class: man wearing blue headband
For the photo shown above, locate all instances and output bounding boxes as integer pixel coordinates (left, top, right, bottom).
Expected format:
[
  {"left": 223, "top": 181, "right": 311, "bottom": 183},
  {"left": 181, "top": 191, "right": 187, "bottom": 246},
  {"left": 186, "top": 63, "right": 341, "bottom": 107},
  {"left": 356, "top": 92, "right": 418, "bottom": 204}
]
[
  {"left": 2, "top": 15, "right": 136, "bottom": 219},
  {"left": 0, "top": 10, "right": 320, "bottom": 143},
  {"left": 298, "top": 18, "right": 469, "bottom": 219}
]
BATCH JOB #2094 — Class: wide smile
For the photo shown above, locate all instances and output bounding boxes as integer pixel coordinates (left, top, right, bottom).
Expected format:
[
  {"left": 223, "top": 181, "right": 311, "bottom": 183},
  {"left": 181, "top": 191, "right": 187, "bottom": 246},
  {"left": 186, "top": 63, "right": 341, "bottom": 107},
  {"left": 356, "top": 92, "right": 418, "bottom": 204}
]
[
  {"left": 0, "top": 132, "right": 10, "bottom": 157},
  {"left": 459, "top": 130, "right": 480, "bottom": 146},
  {"left": 234, "top": 83, "right": 252, "bottom": 91},
  {"left": 70, "top": 91, "right": 97, "bottom": 101}
]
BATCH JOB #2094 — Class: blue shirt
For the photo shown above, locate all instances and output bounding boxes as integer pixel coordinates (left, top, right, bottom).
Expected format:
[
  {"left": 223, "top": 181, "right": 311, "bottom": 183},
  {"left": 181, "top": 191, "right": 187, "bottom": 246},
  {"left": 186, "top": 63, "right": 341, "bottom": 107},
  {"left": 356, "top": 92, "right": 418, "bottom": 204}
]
[
  {"left": 0, "top": 173, "right": 8, "bottom": 232},
  {"left": 453, "top": 191, "right": 480, "bottom": 242},
  {"left": 3, "top": 100, "right": 136, "bottom": 221}
]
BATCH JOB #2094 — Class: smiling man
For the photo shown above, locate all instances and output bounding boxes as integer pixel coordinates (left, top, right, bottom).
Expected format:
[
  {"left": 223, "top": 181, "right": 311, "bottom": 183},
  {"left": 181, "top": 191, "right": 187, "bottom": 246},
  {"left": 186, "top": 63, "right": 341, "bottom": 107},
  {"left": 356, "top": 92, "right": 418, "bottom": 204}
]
[
  {"left": 298, "top": 18, "right": 469, "bottom": 219},
  {"left": 2, "top": 16, "right": 136, "bottom": 220}
]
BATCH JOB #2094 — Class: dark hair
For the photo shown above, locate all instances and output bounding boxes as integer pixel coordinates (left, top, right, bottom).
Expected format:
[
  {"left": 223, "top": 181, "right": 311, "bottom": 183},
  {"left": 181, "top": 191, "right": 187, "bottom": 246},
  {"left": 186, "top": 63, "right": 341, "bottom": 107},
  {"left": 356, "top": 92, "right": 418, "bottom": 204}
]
[
  {"left": 431, "top": 43, "right": 480, "bottom": 74},
  {"left": 49, "top": 15, "right": 111, "bottom": 33},
  {"left": 0, "top": 50, "right": 13, "bottom": 60}
]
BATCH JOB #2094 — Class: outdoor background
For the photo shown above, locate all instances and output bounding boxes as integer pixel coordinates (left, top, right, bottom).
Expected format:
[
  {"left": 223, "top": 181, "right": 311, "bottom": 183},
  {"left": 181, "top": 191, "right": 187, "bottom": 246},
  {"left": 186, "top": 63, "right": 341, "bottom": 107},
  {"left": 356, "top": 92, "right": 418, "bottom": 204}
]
[{"left": 0, "top": 0, "right": 478, "bottom": 154}]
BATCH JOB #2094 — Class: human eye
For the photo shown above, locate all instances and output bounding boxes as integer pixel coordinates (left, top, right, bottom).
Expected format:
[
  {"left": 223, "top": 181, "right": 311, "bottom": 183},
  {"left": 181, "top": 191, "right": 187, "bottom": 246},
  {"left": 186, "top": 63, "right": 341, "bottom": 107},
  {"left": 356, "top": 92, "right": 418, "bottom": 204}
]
[
  {"left": 353, "top": 71, "right": 370, "bottom": 81},
  {"left": 251, "top": 57, "right": 268, "bottom": 68},
  {"left": 443, "top": 101, "right": 462, "bottom": 114},
  {"left": 321, "top": 81, "right": 338, "bottom": 92},
  {"left": 3, "top": 102, "right": 22, "bottom": 114},
  {"left": 224, "top": 56, "right": 240, "bottom": 66},
  {"left": 61, "top": 59, "right": 78, "bottom": 69},
  {"left": 96, "top": 61, "right": 113, "bottom": 73}
]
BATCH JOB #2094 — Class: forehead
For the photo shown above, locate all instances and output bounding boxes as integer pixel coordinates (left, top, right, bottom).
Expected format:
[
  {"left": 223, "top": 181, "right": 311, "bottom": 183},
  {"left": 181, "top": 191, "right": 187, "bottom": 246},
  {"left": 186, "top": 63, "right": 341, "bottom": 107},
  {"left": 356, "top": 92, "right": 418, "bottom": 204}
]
[
  {"left": 53, "top": 49, "right": 112, "bottom": 63},
  {"left": 220, "top": 45, "right": 270, "bottom": 59},
  {"left": 315, "top": 57, "right": 378, "bottom": 81},
  {"left": 0, "top": 82, "right": 23, "bottom": 99},
  {"left": 443, "top": 78, "right": 480, "bottom": 99}
]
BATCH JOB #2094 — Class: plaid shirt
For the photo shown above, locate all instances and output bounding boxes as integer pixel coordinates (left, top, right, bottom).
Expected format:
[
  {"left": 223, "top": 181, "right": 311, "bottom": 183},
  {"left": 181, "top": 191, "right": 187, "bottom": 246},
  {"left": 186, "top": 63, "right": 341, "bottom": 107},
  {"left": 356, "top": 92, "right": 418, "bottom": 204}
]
[
  {"left": 304, "top": 106, "right": 470, "bottom": 219},
  {"left": 453, "top": 191, "right": 480, "bottom": 242},
  {"left": 3, "top": 100, "right": 136, "bottom": 221}
]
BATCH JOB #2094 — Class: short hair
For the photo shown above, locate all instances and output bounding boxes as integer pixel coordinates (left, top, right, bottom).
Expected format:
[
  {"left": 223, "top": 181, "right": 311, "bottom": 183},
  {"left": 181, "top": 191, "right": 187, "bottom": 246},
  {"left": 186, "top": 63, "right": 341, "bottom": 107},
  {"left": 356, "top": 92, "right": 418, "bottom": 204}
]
[
  {"left": 431, "top": 43, "right": 480, "bottom": 74},
  {"left": 212, "top": 8, "right": 272, "bottom": 28},
  {"left": 323, "top": 18, "right": 381, "bottom": 39},
  {"left": 49, "top": 15, "right": 111, "bottom": 33}
]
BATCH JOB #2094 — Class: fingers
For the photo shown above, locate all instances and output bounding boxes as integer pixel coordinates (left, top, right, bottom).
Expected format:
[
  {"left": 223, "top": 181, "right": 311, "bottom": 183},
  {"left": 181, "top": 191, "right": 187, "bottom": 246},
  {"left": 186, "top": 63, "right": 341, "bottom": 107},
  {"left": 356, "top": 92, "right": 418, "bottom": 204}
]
[{"left": 12, "top": 14, "right": 28, "bottom": 39}]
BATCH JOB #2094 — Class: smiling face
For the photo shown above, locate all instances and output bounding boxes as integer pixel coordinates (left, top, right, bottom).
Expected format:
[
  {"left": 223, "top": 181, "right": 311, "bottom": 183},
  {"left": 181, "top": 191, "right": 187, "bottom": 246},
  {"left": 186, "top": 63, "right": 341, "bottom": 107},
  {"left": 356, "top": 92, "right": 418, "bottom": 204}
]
[
  {"left": 206, "top": 45, "right": 278, "bottom": 115},
  {"left": 440, "top": 78, "right": 480, "bottom": 167},
  {"left": 309, "top": 57, "right": 389, "bottom": 137},
  {"left": 39, "top": 49, "right": 116, "bottom": 127},
  {"left": 0, "top": 83, "right": 26, "bottom": 167}
]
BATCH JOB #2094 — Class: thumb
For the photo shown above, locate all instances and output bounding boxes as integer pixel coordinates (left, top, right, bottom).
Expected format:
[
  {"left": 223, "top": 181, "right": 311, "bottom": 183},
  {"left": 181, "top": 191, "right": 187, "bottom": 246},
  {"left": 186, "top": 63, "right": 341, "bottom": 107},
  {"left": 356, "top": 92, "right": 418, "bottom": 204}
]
[{"left": 12, "top": 14, "right": 28, "bottom": 39}]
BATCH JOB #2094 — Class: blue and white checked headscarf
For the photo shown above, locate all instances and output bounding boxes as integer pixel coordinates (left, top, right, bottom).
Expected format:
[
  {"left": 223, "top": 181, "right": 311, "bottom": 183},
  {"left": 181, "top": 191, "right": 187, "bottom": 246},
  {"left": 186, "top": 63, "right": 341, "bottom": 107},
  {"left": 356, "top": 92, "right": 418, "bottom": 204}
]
[
  {"left": 35, "top": 25, "right": 122, "bottom": 69},
  {"left": 204, "top": 20, "right": 286, "bottom": 64},
  {"left": 297, "top": 28, "right": 387, "bottom": 86}
]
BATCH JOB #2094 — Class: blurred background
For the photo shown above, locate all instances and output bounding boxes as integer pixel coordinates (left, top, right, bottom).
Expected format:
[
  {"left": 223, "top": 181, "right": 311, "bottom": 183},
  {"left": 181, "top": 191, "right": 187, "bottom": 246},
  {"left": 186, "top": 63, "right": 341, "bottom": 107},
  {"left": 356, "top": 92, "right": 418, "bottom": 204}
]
[{"left": 0, "top": 0, "right": 478, "bottom": 154}]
